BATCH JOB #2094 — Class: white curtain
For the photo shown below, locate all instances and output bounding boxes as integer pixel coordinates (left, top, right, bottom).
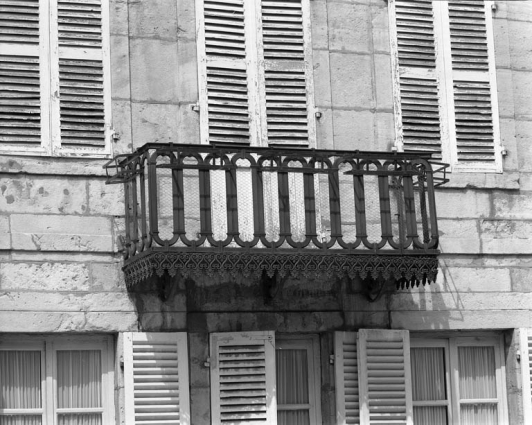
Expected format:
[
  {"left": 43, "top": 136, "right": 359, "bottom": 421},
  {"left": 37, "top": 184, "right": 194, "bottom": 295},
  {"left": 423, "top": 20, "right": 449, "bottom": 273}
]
[
  {"left": 411, "top": 347, "right": 447, "bottom": 425},
  {"left": 0, "top": 351, "right": 42, "bottom": 425},
  {"left": 56, "top": 351, "right": 102, "bottom": 425},
  {"left": 276, "top": 349, "right": 310, "bottom": 425},
  {"left": 458, "top": 347, "right": 498, "bottom": 425}
]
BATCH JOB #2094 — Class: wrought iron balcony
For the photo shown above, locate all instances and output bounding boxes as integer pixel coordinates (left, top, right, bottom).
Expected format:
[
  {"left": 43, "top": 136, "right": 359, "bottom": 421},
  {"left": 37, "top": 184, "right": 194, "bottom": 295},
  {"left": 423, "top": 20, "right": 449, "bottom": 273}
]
[{"left": 105, "top": 143, "right": 448, "bottom": 291}]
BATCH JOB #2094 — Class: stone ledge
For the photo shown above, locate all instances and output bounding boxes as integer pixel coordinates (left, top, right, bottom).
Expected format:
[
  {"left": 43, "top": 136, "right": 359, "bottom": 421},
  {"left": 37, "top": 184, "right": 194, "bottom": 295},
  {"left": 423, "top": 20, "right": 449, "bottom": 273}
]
[{"left": 437, "top": 171, "right": 520, "bottom": 190}]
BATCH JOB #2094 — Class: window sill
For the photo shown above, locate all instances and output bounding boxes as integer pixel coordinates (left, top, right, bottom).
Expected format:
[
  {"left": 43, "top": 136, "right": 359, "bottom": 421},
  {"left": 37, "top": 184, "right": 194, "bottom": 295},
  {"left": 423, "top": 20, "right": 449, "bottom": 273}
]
[{"left": 0, "top": 155, "right": 109, "bottom": 177}]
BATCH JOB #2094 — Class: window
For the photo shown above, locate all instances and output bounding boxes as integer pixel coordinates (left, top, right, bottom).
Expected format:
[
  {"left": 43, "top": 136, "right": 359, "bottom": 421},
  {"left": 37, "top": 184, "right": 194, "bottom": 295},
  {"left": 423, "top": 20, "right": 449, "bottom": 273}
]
[
  {"left": 196, "top": 0, "right": 316, "bottom": 147},
  {"left": 210, "top": 331, "right": 322, "bottom": 424},
  {"left": 0, "top": 335, "right": 114, "bottom": 424},
  {"left": 389, "top": 0, "right": 502, "bottom": 172},
  {"left": 0, "top": 0, "right": 112, "bottom": 157},
  {"left": 411, "top": 336, "right": 507, "bottom": 425}
]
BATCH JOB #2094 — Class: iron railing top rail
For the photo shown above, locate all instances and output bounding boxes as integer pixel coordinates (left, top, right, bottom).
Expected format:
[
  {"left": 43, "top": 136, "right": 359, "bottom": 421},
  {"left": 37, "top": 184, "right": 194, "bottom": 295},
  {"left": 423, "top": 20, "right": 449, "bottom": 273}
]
[{"left": 104, "top": 143, "right": 449, "bottom": 187}]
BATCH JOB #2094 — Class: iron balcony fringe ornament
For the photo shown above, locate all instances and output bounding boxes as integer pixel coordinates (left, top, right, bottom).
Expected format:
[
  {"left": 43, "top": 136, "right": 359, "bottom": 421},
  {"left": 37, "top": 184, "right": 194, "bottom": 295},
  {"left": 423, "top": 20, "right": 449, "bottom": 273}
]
[{"left": 104, "top": 143, "right": 448, "bottom": 292}]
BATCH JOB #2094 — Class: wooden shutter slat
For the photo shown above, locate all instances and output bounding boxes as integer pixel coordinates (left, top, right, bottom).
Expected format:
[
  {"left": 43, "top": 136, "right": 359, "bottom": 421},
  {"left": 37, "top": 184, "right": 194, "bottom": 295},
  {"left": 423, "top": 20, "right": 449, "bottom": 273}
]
[
  {"left": 124, "top": 332, "right": 190, "bottom": 425},
  {"left": 210, "top": 331, "right": 276, "bottom": 424},
  {"left": 358, "top": 329, "right": 413, "bottom": 425},
  {"left": 335, "top": 331, "right": 360, "bottom": 425}
]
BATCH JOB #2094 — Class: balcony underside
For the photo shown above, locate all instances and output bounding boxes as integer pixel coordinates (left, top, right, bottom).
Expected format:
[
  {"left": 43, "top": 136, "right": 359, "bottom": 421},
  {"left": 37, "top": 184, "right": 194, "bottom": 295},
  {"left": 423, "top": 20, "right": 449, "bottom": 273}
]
[{"left": 123, "top": 248, "right": 440, "bottom": 290}]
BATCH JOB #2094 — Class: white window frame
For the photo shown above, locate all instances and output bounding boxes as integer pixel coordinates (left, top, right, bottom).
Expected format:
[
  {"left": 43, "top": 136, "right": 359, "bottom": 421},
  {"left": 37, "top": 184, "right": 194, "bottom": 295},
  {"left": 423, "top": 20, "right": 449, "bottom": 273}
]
[
  {"left": 411, "top": 335, "right": 508, "bottom": 425},
  {"left": 276, "top": 334, "right": 322, "bottom": 424},
  {"left": 389, "top": 0, "right": 502, "bottom": 173},
  {"left": 0, "top": 0, "right": 113, "bottom": 158},
  {"left": 0, "top": 335, "right": 115, "bottom": 424},
  {"left": 195, "top": 0, "right": 317, "bottom": 148}
]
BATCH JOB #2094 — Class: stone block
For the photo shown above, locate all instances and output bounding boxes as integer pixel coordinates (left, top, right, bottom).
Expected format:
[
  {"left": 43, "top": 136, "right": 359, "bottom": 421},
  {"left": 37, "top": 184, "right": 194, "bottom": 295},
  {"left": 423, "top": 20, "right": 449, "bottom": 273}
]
[
  {"left": 391, "top": 310, "right": 531, "bottom": 330},
  {"left": 84, "top": 312, "right": 138, "bottom": 332},
  {"left": 520, "top": 173, "right": 532, "bottom": 191},
  {"left": 110, "top": 35, "right": 131, "bottom": 100},
  {"left": 0, "top": 176, "right": 87, "bottom": 215},
  {"left": 109, "top": 0, "right": 129, "bottom": 36},
  {"left": 315, "top": 107, "right": 334, "bottom": 150},
  {"left": 390, "top": 292, "right": 532, "bottom": 312},
  {"left": 511, "top": 268, "right": 532, "bottom": 292},
  {"left": 188, "top": 333, "right": 209, "bottom": 387},
  {"left": 310, "top": 0, "right": 328, "bottom": 50},
  {"left": 437, "top": 219, "right": 480, "bottom": 254},
  {"left": 328, "top": 3, "right": 371, "bottom": 53},
  {"left": 176, "top": 39, "right": 199, "bottom": 103},
  {"left": 0, "top": 262, "right": 90, "bottom": 291},
  {"left": 492, "top": 192, "right": 532, "bottom": 219},
  {"left": 333, "top": 110, "right": 375, "bottom": 151},
  {"left": 10, "top": 214, "right": 113, "bottom": 252},
  {"left": 130, "top": 39, "right": 179, "bottom": 103},
  {"left": 177, "top": 103, "right": 201, "bottom": 145},
  {"left": 435, "top": 190, "right": 491, "bottom": 219},
  {"left": 0, "top": 215, "right": 9, "bottom": 249},
  {"left": 88, "top": 180, "right": 125, "bottom": 216},
  {"left": 0, "top": 157, "right": 107, "bottom": 177},
  {"left": 513, "top": 70, "right": 532, "bottom": 120},
  {"left": 91, "top": 262, "right": 126, "bottom": 291},
  {"left": 190, "top": 387, "right": 211, "bottom": 425},
  {"left": 329, "top": 53, "right": 374, "bottom": 108},
  {"left": 506, "top": 1, "right": 532, "bottom": 22},
  {"left": 0, "top": 292, "right": 134, "bottom": 313},
  {"left": 374, "top": 54, "right": 393, "bottom": 111},
  {"left": 371, "top": 1, "right": 391, "bottom": 54},
  {"left": 433, "top": 266, "right": 512, "bottom": 292},
  {"left": 516, "top": 120, "right": 532, "bottom": 171},
  {"left": 312, "top": 50, "right": 332, "bottom": 108},
  {"left": 176, "top": 0, "right": 197, "bottom": 37},
  {"left": 442, "top": 172, "right": 520, "bottom": 190},
  {"left": 137, "top": 312, "right": 187, "bottom": 331},
  {"left": 492, "top": 18, "right": 511, "bottom": 69},
  {"left": 344, "top": 312, "right": 389, "bottom": 329},
  {"left": 496, "top": 69, "right": 515, "bottom": 119},
  {"left": 508, "top": 20, "right": 532, "bottom": 71},
  {"left": 132, "top": 102, "right": 179, "bottom": 145},
  {"left": 110, "top": 100, "right": 133, "bottom": 154},
  {"left": 128, "top": 0, "right": 179, "bottom": 39},
  {"left": 374, "top": 112, "right": 395, "bottom": 151},
  {"left": 499, "top": 118, "right": 518, "bottom": 171}
]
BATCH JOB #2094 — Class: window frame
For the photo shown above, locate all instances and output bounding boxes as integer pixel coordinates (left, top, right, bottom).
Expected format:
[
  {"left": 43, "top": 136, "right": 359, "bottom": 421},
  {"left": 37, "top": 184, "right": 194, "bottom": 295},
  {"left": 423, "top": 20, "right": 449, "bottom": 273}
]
[
  {"left": 0, "top": 335, "right": 115, "bottom": 425},
  {"left": 0, "top": 0, "right": 113, "bottom": 158},
  {"left": 410, "top": 335, "right": 508, "bottom": 425},
  {"left": 275, "top": 334, "right": 322, "bottom": 424}
]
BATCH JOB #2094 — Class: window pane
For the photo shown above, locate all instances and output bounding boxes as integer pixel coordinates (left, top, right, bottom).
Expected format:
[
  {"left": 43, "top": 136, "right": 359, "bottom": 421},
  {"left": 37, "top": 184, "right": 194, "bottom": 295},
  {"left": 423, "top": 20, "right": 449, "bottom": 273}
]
[
  {"left": 278, "top": 410, "right": 310, "bottom": 425},
  {"left": 0, "top": 351, "right": 42, "bottom": 409},
  {"left": 458, "top": 346, "right": 497, "bottom": 399},
  {"left": 411, "top": 347, "right": 446, "bottom": 401},
  {"left": 414, "top": 406, "right": 447, "bottom": 425},
  {"left": 57, "top": 351, "right": 102, "bottom": 409},
  {"left": 57, "top": 414, "right": 102, "bottom": 425},
  {"left": 0, "top": 417, "right": 42, "bottom": 425},
  {"left": 276, "top": 349, "right": 309, "bottom": 405},
  {"left": 460, "top": 404, "right": 498, "bottom": 425}
]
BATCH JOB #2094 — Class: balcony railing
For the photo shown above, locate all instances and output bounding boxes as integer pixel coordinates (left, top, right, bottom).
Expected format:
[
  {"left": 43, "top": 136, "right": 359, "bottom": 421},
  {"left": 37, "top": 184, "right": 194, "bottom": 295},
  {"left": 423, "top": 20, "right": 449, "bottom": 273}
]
[{"left": 105, "top": 143, "right": 448, "bottom": 289}]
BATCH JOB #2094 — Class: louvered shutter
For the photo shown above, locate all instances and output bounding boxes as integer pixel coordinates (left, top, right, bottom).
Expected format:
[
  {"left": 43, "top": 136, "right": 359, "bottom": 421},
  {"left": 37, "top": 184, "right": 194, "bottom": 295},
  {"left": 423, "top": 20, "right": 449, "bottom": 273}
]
[
  {"left": 521, "top": 329, "right": 532, "bottom": 424},
  {"left": 358, "top": 329, "right": 413, "bottom": 425},
  {"left": 210, "top": 331, "right": 277, "bottom": 424},
  {"left": 0, "top": 0, "right": 47, "bottom": 153},
  {"left": 390, "top": 0, "right": 443, "bottom": 159},
  {"left": 441, "top": 0, "right": 501, "bottom": 171},
  {"left": 124, "top": 332, "right": 191, "bottom": 425},
  {"left": 258, "top": 0, "right": 315, "bottom": 146},
  {"left": 335, "top": 332, "right": 360, "bottom": 425},
  {"left": 50, "top": 0, "right": 111, "bottom": 154},
  {"left": 197, "top": 0, "right": 256, "bottom": 145}
]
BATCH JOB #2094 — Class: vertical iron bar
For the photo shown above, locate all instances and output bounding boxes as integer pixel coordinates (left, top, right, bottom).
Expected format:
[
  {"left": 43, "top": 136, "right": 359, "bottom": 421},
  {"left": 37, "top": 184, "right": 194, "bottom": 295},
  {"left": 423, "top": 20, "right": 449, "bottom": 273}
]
[
  {"left": 278, "top": 167, "right": 291, "bottom": 237},
  {"left": 148, "top": 155, "right": 159, "bottom": 240},
  {"left": 123, "top": 178, "right": 132, "bottom": 259},
  {"left": 174, "top": 164, "right": 185, "bottom": 236},
  {"left": 379, "top": 175, "right": 392, "bottom": 239},
  {"left": 303, "top": 170, "right": 317, "bottom": 238},
  {"left": 419, "top": 174, "right": 430, "bottom": 244},
  {"left": 139, "top": 163, "right": 148, "bottom": 250},
  {"left": 353, "top": 174, "right": 367, "bottom": 239},
  {"left": 199, "top": 167, "right": 212, "bottom": 237},
  {"left": 328, "top": 168, "right": 342, "bottom": 238},
  {"left": 402, "top": 175, "right": 417, "bottom": 241},
  {"left": 252, "top": 165, "right": 266, "bottom": 239},
  {"left": 130, "top": 170, "right": 139, "bottom": 254},
  {"left": 226, "top": 166, "right": 239, "bottom": 238}
]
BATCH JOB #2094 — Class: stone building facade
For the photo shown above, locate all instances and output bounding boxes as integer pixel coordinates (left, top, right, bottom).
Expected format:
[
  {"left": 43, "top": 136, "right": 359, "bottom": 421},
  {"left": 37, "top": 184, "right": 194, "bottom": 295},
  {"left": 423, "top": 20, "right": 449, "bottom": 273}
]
[{"left": 0, "top": 0, "right": 531, "bottom": 424}]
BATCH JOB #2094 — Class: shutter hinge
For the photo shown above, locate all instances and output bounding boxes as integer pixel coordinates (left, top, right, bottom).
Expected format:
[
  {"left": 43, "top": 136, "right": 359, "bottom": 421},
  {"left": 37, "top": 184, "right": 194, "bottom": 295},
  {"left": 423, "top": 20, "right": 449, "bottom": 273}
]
[
  {"left": 204, "top": 357, "right": 211, "bottom": 368},
  {"left": 191, "top": 103, "right": 200, "bottom": 112},
  {"left": 329, "top": 354, "right": 335, "bottom": 365},
  {"left": 501, "top": 146, "right": 508, "bottom": 156},
  {"left": 112, "top": 130, "right": 120, "bottom": 142},
  {"left": 491, "top": 2, "right": 497, "bottom": 12},
  {"left": 315, "top": 110, "right": 322, "bottom": 119}
]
